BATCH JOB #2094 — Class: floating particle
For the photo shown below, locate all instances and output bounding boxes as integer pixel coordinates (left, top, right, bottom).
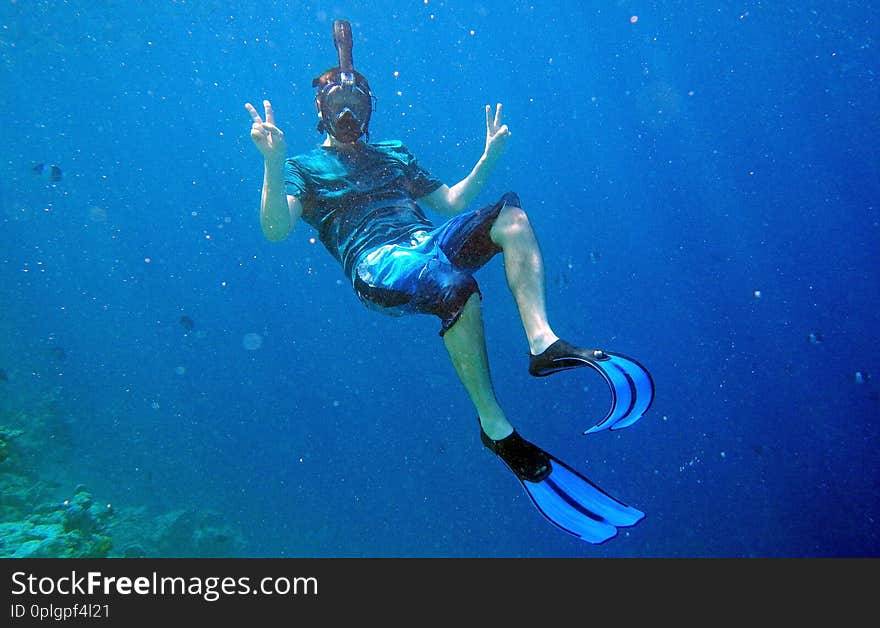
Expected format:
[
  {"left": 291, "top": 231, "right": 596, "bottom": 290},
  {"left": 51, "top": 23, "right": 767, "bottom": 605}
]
[
  {"left": 807, "top": 332, "right": 824, "bottom": 345},
  {"left": 174, "top": 366, "right": 186, "bottom": 376},
  {"left": 630, "top": 15, "right": 638, "bottom": 24},
  {"left": 854, "top": 371, "right": 865, "bottom": 384},
  {"left": 242, "top": 332, "right": 263, "bottom": 351},
  {"left": 753, "top": 290, "right": 762, "bottom": 298}
]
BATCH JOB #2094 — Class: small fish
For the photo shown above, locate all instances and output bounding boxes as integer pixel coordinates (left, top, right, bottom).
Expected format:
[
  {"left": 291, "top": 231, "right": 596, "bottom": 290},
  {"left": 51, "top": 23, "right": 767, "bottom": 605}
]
[
  {"left": 33, "top": 163, "right": 63, "bottom": 182},
  {"left": 0, "top": 368, "right": 7, "bottom": 382},
  {"left": 551, "top": 272, "right": 569, "bottom": 289},
  {"left": 589, "top": 250, "right": 601, "bottom": 264},
  {"left": 179, "top": 315, "right": 195, "bottom": 334},
  {"left": 807, "top": 332, "right": 824, "bottom": 345},
  {"left": 49, "top": 346, "right": 67, "bottom": 360}
]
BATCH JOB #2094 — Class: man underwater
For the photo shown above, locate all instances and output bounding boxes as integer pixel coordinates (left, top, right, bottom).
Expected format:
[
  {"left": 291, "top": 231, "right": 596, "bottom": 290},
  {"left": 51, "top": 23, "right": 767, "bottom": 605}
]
[{"left": 244, "top": 20, "right": 654, "bottom": 543}]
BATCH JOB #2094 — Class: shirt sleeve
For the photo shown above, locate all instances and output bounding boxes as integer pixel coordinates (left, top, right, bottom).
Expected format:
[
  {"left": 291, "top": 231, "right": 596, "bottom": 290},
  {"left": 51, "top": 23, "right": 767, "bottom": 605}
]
[
  {"left": 284, "top": 158, "right": 308, "bottom": 198},
  {"left": 398, "top": 145, "right": 443, "bottom": 198}
]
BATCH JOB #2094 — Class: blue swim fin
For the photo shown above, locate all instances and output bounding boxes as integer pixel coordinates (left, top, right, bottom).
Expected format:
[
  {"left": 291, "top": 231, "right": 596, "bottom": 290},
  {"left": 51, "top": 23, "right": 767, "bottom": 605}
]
[
  {"left": 481, "top": 427, "right": 645, "bottom": 543},
  {"left": 522, "top": 452, "right": 644, "bottom": 542},
  {"left": 529, "top": 339, "right": 655, "bottom": 434}
]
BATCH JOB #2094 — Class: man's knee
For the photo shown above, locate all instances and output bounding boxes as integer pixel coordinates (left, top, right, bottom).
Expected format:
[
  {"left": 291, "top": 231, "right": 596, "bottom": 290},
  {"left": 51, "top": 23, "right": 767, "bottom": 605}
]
[{"left": 492, "top": 204, "right": 532, "bottom": 241}]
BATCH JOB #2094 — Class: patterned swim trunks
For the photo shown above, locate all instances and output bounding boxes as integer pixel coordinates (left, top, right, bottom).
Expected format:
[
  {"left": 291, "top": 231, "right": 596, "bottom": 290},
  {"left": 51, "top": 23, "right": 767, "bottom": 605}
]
[{"left": 353, "top": 192, "right": 521, "bottom": 335}]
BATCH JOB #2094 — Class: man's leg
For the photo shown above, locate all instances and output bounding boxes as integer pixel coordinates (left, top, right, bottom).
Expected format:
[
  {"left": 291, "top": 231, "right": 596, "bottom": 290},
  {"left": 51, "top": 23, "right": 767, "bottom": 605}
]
[
  {"left": 489, "top": 205, "right": 558, "bottom": 355},
  {"left": 442, "top": 293, "right": 512, "bottom": 440},
  {"left": 444, "top": 292, "right": 555, "bottom": 483}
]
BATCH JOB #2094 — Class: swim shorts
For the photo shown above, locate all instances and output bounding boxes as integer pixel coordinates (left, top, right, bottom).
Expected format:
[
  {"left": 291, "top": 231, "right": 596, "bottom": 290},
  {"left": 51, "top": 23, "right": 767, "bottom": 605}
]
[{"left": 352, "top": 192, "right": 521, "bottom": 335}]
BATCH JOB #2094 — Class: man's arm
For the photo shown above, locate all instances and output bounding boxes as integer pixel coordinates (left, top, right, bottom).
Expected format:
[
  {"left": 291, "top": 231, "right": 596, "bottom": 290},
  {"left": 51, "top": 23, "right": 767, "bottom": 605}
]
[
  {"left": 245, "top": 100, "right": 302, "bottom": 241},
  {"left": 259, "top": 158, "right": 302, "bottom": 242},
  {"left": 419, "top": 103, "right": 511, "bottom": 216}
]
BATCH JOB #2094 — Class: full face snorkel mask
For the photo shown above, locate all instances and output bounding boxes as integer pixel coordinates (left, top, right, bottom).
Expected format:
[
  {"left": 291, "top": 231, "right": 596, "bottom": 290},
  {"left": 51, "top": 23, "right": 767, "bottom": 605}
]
[{"left": 313, "top": 20, "right": 374, "bottom": 144}]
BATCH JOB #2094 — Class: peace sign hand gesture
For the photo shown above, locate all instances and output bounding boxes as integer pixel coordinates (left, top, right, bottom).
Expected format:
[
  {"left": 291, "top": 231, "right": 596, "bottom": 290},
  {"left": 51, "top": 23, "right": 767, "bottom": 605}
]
[
  {"left": 484, "top": 103, "right": 511, "bottom": 162},
  {"left": 245, "top": 99, "right": 286, "bottom": 162}
]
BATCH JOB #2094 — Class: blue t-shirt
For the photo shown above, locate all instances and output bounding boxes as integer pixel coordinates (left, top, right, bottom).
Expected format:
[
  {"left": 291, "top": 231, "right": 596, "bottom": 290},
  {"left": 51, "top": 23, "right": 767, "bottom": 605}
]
[{"left": 284, "top": 141, "right": 443, "bottom": 278}]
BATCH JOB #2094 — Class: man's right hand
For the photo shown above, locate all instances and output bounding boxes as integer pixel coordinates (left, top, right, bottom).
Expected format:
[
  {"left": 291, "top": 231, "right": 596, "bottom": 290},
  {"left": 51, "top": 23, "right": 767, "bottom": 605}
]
[{"left": 245, "top": 99, "right": 286, "bottom": 162}]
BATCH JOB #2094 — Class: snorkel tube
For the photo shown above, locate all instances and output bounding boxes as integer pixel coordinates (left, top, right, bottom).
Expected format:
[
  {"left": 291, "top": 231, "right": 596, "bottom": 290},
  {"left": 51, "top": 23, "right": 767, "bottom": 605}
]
[
  {"left": 334, "top": 19, "right": 354, "bottom": 73},
  {"left": 313, "top": 19, "right": 373, "bottom": 143}
]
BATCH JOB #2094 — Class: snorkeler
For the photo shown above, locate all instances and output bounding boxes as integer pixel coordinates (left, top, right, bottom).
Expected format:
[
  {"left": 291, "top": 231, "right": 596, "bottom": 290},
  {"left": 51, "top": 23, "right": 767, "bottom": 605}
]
[{"left": 244, "top": 20, "right": 654, "bottom": 543}]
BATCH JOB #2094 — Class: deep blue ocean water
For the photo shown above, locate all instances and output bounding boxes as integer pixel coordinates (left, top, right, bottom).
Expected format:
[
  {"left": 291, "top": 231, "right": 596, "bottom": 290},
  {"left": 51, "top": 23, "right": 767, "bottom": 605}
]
[{"left": 0, "top": 1, "right": 877, "bottom": 557}]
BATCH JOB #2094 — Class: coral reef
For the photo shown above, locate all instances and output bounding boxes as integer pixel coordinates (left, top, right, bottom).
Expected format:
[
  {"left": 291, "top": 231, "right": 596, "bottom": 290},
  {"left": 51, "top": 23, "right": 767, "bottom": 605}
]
[
  {"left": 1, "top": 419, "right": 112, "bottom": 558},
  {"left": 0, "top": 426, "right": 23, "bottom": 465},
  {"left": 108, "top": 506, "right": 244, "bottom": 558},
  {"left": 1, "top": 396, "right": 245, "bottom": 558},
  {"left": 0, "top": 485, "right": 113, "bottom": 558}
]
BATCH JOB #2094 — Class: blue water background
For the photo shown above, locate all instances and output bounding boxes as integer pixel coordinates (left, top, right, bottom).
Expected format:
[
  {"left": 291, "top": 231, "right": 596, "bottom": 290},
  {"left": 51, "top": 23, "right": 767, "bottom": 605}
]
[{"left": 1, "top": 1, "right": 877, "bottom": 557}]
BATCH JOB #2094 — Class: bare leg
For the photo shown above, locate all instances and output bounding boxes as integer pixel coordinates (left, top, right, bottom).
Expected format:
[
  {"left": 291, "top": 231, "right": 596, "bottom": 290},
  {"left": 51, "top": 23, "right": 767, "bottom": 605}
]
[
  {"left": 443, "top": 293, "right": 512, "bottom": 440},
  {"left": 490, "top": 205, "right": 558, "bottom": 355}
]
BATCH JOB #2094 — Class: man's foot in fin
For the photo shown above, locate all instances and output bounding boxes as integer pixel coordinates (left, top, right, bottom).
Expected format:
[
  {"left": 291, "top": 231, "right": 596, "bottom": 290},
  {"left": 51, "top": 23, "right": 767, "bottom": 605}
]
[
  {"left": 528, "top": 339, "right": 655, "bottom": 434},
  {"left": 479, "top": 423, "right": 645, "bottom": 543},
  {"left": 529, "top": 339, "right": 608, "bottom": 377},
  {"left": 480, "top": 426, "right": 552, "bottom": 483}
]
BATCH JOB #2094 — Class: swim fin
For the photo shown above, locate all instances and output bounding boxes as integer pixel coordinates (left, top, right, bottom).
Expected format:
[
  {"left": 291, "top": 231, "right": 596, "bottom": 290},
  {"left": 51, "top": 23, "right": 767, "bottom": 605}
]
[
  {"left": 529, "top": 339, "right": 655, "bottom": 434},
  {"left": 481, "top": 427, "right": 645, "bottom": 543}
]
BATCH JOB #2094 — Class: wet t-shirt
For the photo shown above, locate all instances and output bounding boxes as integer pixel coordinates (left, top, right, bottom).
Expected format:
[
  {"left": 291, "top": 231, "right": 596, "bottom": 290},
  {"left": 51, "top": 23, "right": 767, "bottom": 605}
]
[{"left": 284, "top": 141, "right": 443, "bottom": 279}]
